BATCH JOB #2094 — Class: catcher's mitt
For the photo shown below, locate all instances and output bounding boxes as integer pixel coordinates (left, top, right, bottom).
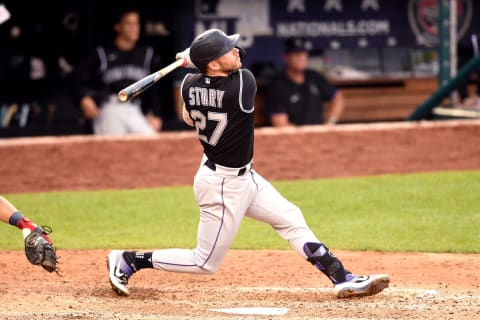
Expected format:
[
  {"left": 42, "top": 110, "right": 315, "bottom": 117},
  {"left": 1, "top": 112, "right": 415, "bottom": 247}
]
[{"left": 24, "top": 226, "right": 59, "bottom": 273}]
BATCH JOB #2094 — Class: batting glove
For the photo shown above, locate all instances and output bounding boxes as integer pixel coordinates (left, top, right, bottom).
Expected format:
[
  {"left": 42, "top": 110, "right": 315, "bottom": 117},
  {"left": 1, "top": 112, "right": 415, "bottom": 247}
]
[{"left": 176, "top": 48, "right": 197, "bottom": 69}]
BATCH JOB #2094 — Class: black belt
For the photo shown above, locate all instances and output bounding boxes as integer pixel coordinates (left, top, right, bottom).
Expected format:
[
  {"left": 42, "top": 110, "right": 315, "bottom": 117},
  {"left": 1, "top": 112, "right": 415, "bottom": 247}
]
[{"left": 204, "top": 159, "right": 248, "bottom": 176}]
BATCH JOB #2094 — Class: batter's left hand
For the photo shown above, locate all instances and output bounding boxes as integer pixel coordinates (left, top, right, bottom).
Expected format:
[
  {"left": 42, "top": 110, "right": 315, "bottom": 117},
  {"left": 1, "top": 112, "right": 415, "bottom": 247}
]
[{"left": 176, "top": 48, "right": 197, "bottom": 69}]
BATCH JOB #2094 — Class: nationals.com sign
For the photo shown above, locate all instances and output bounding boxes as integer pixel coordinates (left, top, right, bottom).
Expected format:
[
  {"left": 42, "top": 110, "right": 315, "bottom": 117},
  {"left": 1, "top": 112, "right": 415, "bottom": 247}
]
[{"left": 184, "top": 0, "right": 479, "bottom": 67}]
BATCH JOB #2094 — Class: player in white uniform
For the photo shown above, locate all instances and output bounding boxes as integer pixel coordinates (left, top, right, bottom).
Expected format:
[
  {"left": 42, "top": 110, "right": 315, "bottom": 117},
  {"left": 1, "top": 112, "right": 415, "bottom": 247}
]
[{"left": 107, "top": 29, "right": 389, "bottom": 298}]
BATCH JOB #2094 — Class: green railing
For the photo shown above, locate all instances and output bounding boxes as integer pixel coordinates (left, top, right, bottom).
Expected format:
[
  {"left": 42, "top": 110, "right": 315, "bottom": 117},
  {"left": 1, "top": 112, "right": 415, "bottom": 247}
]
[{"left": 407, "top": 55, "right": 480, "bottom": 120}]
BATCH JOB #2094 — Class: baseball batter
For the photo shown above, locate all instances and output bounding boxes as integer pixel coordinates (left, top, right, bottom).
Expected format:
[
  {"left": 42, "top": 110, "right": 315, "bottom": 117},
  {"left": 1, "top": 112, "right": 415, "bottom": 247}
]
[{"left": 108, "top": 29, "right": 389, "bottom": 298}]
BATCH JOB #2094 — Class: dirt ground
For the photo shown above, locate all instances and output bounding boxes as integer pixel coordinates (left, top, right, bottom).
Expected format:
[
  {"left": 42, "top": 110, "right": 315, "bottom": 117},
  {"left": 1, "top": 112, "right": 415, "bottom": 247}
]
[
  {"left": 1, "top": 120, "right": 480, "bottom": 319},
  {"left": 0, "top": 250, "right": 479, "bottom": 319}
]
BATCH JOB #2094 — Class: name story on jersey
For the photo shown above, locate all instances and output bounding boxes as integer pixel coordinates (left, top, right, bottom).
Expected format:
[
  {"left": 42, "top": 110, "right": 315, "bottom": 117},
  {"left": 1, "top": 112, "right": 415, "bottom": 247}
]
[{"left": 188, "top": 87, "right": 226, "bottom": 108}]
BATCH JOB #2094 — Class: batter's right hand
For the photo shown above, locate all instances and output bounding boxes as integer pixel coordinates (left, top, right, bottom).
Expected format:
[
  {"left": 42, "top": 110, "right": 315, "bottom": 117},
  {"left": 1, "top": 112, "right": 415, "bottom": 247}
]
[
  {"left": 80, "top": 96, "right": 100, "bottom": 119},
  {"left": 176, "top": 48, "right": 197, "bottom": 69}
]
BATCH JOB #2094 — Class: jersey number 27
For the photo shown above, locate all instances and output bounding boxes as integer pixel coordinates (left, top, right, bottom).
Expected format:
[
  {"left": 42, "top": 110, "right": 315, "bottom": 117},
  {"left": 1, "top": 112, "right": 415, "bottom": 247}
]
[{"left": 190, "top": 110, "right": 227, "bottom": 146}]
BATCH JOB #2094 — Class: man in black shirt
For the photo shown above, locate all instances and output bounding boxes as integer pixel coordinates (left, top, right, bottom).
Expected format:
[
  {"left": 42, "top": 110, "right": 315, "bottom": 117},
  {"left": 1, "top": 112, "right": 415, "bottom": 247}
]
[
  {"left": 266, "top": 38, "right": 345, "bottom": 126},
  {"left": 75, "top": 8, "right": 162, "bottom": 135},
  {"left": 457, "top": 34, "right": 480, "bottom": 108},
  {"left": 107, "top": 29, "right": 389, "bottom": 299}
]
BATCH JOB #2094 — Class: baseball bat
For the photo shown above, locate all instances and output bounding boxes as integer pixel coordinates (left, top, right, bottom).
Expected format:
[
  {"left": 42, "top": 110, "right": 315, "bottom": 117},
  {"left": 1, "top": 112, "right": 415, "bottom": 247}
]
[{"left": 118, "top": 58, "right": 187, "bottom": 102}]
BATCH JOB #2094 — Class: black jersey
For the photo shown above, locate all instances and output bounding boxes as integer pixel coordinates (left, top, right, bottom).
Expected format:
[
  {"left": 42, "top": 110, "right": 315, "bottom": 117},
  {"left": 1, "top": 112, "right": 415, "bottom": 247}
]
[
  {"left": 181, "top": 69, "right": 256, "bottom": 168},
  {"left": 266, "top": 69, "right": 337, "bottom": 125},
  {"left": 75, "top": 44, "right": 157, "bottom": 110}
]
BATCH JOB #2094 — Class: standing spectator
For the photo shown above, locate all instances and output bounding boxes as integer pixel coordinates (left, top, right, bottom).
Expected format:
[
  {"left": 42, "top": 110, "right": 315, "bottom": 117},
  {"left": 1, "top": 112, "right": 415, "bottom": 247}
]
[
  {"left": 266, "top": 38, "right": 345, "bottom": 127},
  {"left": 74, "top": 8, "right": 162, "bottom": 135},
  {"left": 457, "top": 34, "right": 480, "bottom": 108}
]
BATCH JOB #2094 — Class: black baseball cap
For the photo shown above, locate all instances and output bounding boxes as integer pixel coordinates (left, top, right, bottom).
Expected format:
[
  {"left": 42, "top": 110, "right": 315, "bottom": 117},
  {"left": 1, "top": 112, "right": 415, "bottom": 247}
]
[
  {"left": 284, "top": 38, "right": 311, "bottom": 54},
  {"left": 190, "top": 29, "right": 239, "bottom": 72}
]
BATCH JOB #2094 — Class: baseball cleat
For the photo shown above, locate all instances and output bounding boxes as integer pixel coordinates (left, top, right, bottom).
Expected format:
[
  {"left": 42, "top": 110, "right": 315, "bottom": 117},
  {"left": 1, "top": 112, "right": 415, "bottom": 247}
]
[
  {"left": 334, "top": 274, "right": 390, "bottom": 298},
  {"left": 107, "top": 250, "right": 134, "bottom": 296}
]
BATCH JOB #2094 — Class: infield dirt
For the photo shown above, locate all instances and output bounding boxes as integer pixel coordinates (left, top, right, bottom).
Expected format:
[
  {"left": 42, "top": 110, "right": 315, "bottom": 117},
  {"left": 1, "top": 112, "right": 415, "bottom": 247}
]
[{"left": 1, "top": 250, "right": 479, "bottom": 319}]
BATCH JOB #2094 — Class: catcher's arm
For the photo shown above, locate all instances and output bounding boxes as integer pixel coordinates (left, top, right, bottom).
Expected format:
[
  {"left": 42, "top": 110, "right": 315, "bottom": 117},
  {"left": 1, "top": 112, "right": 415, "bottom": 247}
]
[
  {"left": 0, "top": 195, "right": 18, "bottom": 223},
  {"left": 0, "top": 196, "right": 59, "bottom": 273}
]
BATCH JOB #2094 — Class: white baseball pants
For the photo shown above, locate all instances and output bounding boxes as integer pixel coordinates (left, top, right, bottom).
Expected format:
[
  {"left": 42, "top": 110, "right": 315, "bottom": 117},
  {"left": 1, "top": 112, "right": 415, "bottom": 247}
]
[
  {"left": 151, "top": 162, "right": 320, "bottom": 273},
  {"left": 94, "top": 96, "right": 155, "bottom": 136}
]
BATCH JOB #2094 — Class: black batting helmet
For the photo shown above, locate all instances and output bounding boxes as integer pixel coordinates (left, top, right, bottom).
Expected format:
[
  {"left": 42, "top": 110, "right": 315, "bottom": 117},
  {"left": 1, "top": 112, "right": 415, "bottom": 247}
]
[{"left": 190, "top": 29, "right": 240, "bottom": 72}]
